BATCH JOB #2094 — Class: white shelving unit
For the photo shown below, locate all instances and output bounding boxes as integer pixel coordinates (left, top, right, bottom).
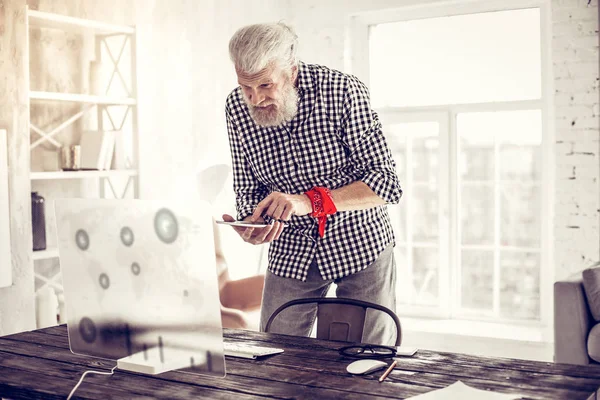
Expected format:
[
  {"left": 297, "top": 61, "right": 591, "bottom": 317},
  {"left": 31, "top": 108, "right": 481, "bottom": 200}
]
[
  {"left": 30, "top": 169, "right": 138, "bottom": 181},
  {"left": 28, "top": 9, "right": 135, "bottom": 35},
  {"left": 25, "top": 7, "right": 139, "bottom": 324},
  {"left": 29, "top": 91, "right": 136, "bottom": 105},
  {"left": 32, "top": 248, "right": 60, "bottom": 261}
]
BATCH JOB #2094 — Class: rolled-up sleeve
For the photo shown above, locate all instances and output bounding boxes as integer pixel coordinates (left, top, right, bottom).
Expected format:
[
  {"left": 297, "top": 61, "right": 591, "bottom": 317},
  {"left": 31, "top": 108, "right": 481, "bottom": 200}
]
[
  {"left": 225, "top": 101, "right": 268, "bottom": 220},
  {"left": 341, "top": 76, "right": 402, "bottom": 204}
]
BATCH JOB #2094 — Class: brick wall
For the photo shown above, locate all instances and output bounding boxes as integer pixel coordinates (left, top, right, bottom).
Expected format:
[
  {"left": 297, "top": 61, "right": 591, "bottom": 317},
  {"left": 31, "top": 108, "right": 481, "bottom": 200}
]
[{"left": 552, "top": 0, "right": 599, "bottom": 278}]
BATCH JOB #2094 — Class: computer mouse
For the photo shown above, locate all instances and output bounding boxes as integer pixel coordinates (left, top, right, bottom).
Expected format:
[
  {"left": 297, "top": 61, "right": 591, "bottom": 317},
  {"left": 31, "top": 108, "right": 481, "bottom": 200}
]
[{"left": 346, "top": 359, "right": 388, "bottom": 375}]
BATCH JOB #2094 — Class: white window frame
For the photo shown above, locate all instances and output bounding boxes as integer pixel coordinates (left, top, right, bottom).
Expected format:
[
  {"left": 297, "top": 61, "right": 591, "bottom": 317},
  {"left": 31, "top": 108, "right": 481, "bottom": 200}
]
[{"left": 348, "top": 0, "right": 555, "bottom": 341}]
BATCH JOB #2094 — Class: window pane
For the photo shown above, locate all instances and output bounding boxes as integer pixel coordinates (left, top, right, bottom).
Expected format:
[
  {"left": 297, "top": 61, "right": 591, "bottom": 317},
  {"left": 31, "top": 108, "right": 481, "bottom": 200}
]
[
  {"left": 461, "top": 185, "right": 494, "bottom": 245},
  {"left": 413, "top": 247, "right": 439, "bottom": 306},
  {"left": 395, "top": 246, "right": 441, "bottom": 308},
  {"left": 413, "top": 185, "right": 438, "bottom": 243},
  {"left": 388, "top": 203, "right": 406, "bottom": 243},
  {"left": 460, "top": 250, "right": 494, "bottom": 311},
  {"left": 498, "top": 110, "right": 543, "bottom": 181},
  {"left": 458, "top": 110, "right": 542, "bottom": 182},
  {"left": 413, "top": 135, "right": 439, "bottom": 183},
  {"left": 386, "top": 121, "right": 439, "bottom": 184},
  {"left": 370, "top": 8, "right": 541, "bottom": 107},
  {"left": 500, "top": 251, "right": 540, "bottom": 320},
  {"left": 459, "top": 137, "right": 495, "bottom": 181},
  {"left": 500, "top": 144, "right": 542, "bottom": 181},
  {"left": 385, "top": 124, "right": 407, "bottom": 186},
  {"left": 500, "top": 184, "right": 541, "bottom": 247},
  {"left": 395, "top": 246, "right": 410, "bottom": 303},
  {"left": 387, "top": 121, "right": 442, "bottom": 309},
  {"left": 386, "top": 125, "right": 406, "bottom": 243},
  {"left": 385, "top": 121, "right": 440, "bottom": 244},
  {"left": 393, "top": 147, "right": 406, "bottom": 185}
]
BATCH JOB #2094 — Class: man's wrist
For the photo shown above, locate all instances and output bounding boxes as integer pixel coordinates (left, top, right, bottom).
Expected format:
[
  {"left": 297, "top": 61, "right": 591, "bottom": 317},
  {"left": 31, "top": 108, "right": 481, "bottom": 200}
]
[{"left": 301, "top": 193, "right": 313, "bottom": 215}]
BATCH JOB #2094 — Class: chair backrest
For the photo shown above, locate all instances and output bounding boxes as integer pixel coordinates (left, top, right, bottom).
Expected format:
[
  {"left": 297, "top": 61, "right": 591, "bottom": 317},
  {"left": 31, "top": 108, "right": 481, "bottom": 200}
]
[{"left": 264, "top": 297, "right": 402, "bottom": 346}]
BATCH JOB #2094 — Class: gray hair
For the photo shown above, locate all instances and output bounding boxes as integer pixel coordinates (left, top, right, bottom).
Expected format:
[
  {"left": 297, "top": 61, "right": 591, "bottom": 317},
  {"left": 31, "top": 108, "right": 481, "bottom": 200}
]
[{"left": 229, "top": 22, "right": 298, "bottom": 75}]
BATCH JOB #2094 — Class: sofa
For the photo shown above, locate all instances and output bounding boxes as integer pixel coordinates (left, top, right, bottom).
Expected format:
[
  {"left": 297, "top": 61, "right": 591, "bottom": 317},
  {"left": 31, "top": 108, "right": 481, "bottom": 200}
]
[{"left": 554, "top": 264, "right": 600, "bottom": 365}]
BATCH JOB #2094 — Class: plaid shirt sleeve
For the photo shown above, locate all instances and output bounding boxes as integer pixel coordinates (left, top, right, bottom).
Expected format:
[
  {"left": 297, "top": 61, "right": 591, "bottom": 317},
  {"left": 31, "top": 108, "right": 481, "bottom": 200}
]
[
  {"left": 341, "top": 76, "right": 403, "bottom": 204},
  {"left": 225, "top": 101, "right": 269, "bottom": 220}
]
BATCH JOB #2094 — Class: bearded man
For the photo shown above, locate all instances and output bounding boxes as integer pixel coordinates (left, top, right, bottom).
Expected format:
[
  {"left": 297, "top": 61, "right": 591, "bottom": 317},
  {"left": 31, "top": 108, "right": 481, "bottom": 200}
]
[{"left": 221, "top": 22, "right": 402, "bottom": 345}]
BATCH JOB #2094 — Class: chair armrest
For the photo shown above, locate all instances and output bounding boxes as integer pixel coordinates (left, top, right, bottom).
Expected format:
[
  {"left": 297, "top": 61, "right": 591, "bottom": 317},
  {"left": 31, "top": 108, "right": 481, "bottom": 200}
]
[
  {"left": 221, "top": 274, "right": 265, "bottom": 312},
  {"left": 554, "top": 278, "right": 594, "bottom": 365}
]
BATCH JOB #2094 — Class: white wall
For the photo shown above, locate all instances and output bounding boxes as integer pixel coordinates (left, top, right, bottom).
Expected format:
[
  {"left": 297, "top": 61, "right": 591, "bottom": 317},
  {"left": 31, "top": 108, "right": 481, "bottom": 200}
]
[
  {"left": 0, "top": 130, "right": 11, "bottom": 289},
  {"left": 135, "top": 0, "right": 291, "bottom": 280},
  {"left": 137, "top": 0, "right": 291, "bottom": 202},
  {"left": 0, "top": 0, "right": 291, "bottom": 335},
  {"left": 288, "top": 0, "right": 446, "bottom": 70},
  {"left": 287, "top": 0, "right": 599, "bottom": 280}
]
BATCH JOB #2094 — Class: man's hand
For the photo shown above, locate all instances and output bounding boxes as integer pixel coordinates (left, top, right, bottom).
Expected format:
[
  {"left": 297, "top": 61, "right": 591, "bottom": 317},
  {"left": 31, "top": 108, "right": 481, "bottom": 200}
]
[
  {"left": 221, "top": 214, "right": 285, "bottom": 245},
  {"left": 251, "top": 192, "right": 312, "bottom": 222}
]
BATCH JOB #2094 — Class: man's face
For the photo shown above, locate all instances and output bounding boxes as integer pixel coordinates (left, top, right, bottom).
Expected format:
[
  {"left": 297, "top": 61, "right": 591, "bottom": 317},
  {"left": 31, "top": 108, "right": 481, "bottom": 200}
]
[{"left": 237, "top": 64, "right": 298, "bottom": 127}]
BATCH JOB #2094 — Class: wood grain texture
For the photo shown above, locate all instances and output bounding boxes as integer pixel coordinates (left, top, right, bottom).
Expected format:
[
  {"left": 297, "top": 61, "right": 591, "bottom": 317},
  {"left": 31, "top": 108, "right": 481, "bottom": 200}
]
[{"left": 0, "top": 325, "right": 598, "bottom": 399}]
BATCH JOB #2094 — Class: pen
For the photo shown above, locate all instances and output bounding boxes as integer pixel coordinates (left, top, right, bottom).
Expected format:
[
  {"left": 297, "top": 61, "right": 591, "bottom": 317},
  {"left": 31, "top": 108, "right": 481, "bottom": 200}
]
[{"left": 378, "top": 360, "right": 397, "bottom": 383}]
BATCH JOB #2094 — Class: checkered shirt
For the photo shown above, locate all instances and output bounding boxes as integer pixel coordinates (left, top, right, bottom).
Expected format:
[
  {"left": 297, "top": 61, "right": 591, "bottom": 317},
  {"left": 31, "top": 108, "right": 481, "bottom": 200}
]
[{"left": 225, "top": 62, "right": 402, "bottom": 281}]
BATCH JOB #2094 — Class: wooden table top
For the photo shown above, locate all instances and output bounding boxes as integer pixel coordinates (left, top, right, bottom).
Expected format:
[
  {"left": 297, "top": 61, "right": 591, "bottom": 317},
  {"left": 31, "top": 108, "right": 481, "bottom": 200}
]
[{"left": 0, "top": 325, "right": 599, "bottom": 399}]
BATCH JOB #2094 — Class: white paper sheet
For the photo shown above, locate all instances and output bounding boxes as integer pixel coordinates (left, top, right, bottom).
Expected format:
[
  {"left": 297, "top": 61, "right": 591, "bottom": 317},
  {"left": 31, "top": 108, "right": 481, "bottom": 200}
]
[{"left": 406, "top": 381, "right": 522, "bottom": 399}]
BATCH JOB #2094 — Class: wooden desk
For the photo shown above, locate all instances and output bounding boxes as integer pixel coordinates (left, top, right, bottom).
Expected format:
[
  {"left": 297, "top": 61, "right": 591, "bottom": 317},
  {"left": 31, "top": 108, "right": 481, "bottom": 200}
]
[{"left": 1, "top": 325, "right": 599, "bottom": 399}]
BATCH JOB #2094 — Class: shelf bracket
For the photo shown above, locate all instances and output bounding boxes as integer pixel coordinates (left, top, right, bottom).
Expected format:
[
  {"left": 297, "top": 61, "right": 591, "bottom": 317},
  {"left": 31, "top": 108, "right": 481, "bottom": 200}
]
[
  {"left": 120, "top": 176, "right": 133, "bottom": 198},
  {"left": 106, "top": 175, "right": 133, "bottom": 199},
  {"left": 106, "top": 177, "right": 118, "bottom": 198},
  {"left": 105, "top": 107, "right": 118, "bottom": 130},
  {"left": 30, "top": 124, "right": 62, "bottom": 149},
  {"left": 34, "top": 270, "right": 63, "bottom": 294},
  {"left": 103, "top": 36, "right": 131, "bottom": 96},
  {"left": 104, "top": 105, "right": 131, "bottom": 131},
  {"left": 30, "top": 106, "right": 93, "bottom": 150}
]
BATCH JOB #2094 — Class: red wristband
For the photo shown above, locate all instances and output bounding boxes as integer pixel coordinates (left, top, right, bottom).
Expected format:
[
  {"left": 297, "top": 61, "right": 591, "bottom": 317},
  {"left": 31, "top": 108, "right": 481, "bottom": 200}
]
[{"left": 304, "top": 187, "right": 337, "bottom": 238}]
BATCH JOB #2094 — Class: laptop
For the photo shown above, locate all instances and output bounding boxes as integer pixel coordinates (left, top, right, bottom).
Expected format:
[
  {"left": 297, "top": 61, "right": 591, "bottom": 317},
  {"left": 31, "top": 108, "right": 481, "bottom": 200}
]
[{"left": 55, "top": 198, "right": 226, "bottom": 376}]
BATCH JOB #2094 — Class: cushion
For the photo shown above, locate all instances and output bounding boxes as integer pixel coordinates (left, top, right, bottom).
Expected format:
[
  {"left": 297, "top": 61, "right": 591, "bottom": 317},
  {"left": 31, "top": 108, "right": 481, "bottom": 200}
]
[
  {"left": 588, "top": 323, "right": 600, "bottom": 363},
  {"left": 582, "top": 266, "right": 600, "bottom": 321}
]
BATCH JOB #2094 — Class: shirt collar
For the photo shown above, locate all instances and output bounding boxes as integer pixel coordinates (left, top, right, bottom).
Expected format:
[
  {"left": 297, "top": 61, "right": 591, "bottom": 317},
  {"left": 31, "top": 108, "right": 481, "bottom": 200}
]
[{"left": 296, "top": 61, "right": 314, "bottom": 93}]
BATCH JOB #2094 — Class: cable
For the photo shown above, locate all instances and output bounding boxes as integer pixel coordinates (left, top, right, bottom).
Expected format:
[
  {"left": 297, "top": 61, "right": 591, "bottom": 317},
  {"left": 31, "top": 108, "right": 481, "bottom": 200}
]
[{"left": 67, "top": 365, "right": 118, "bottom": 400}]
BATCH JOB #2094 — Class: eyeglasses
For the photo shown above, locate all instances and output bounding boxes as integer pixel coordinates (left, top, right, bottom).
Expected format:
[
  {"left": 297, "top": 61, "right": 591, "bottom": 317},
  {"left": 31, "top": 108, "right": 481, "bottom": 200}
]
[{"left": 338, "top": 344, "right": 396, "bottom": 359}]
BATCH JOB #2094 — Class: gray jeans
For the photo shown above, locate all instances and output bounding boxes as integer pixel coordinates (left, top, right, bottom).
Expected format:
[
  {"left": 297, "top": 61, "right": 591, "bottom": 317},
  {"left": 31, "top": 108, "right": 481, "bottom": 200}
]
[{"left": 259, "top": 243, "right": 397, "bottom": 345}]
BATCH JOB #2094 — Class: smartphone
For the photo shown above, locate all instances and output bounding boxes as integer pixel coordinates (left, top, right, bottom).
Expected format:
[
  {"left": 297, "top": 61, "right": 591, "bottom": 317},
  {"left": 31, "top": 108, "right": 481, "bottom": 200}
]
[
  {"left": 216, "top": 220, "right": 269, "bottom": 228},
  {"left": 395, "top": 347, "right": 418, "bottom": 357}
]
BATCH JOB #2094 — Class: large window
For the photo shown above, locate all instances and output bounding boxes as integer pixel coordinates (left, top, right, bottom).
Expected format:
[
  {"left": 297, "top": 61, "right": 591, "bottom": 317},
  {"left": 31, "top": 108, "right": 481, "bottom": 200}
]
[
  {"left": 369, "top": 8, "right": 541, "bottom": 108},
  {"left": 359, "top": 3, "right": 551, "bottom": 324}
]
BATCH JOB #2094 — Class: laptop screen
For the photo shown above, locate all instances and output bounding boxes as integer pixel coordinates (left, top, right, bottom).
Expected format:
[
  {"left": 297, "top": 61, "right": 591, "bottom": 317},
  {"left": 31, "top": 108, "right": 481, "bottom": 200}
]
[{"left": 55, "top": 198, "right": 225, "bottom": 376}]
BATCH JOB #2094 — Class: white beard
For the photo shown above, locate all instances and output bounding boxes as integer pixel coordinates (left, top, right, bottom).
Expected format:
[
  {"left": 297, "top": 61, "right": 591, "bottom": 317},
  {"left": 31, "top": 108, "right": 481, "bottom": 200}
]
[{"left": 244, "top": 80, "right": 299, "bottom": 127}]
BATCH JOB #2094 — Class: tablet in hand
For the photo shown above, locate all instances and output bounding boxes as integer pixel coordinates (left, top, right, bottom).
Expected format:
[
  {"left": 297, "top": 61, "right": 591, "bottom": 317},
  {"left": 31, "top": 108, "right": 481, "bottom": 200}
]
[{"left": 216, "top": 220, "right": 269, "bottom": 228}]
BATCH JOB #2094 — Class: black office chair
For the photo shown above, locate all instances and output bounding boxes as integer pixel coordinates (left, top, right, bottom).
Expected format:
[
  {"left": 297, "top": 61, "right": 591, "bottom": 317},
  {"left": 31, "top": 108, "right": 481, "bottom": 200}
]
[{"left": 264, "top": 297, "right": 402, "bottom": 346}]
